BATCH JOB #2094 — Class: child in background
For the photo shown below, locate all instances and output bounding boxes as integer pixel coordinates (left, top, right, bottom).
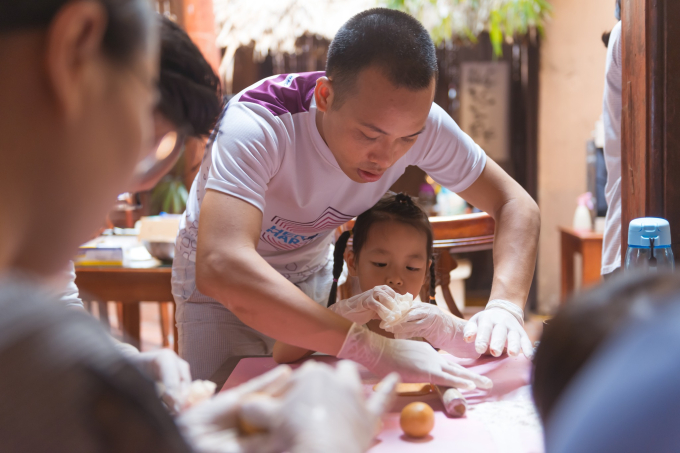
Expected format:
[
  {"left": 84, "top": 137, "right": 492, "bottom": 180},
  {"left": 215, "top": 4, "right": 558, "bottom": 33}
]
[
  {"left": 532, "top": 272, "right": 679, "bottom": 423},
  {"left": 273, "top": 192, "right": 477, "bottom": 363}
]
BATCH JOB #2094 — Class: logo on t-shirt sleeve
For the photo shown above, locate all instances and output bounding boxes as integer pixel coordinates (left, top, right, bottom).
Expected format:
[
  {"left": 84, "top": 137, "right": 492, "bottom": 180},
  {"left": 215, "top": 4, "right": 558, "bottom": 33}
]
[{"left": 261, "top": 207, "right": 354, "bottom": 251}]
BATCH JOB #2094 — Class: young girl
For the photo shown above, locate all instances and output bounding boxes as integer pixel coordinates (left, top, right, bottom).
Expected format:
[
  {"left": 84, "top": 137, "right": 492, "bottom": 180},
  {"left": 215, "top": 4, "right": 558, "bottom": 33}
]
[{"left": 273, "top": 192, "right": 477, "bottom": 363}]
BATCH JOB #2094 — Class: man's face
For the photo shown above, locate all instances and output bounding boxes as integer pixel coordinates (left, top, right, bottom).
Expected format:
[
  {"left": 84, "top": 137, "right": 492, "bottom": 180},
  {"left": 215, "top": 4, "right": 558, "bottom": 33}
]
[{"left": 316, "top": 66, "right": 436, "bottom": 183}]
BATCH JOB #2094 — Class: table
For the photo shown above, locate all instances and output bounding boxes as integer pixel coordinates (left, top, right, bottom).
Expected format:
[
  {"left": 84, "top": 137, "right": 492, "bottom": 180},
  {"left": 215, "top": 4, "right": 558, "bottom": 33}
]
[
  {"left": 559, "top": 227, "right": 603, "bottom": 301},
  {"left": 215, "top": 355, "right": 543, "bottom": 453},
  {"left": 74, "top": 266, "right": 175, "bottom": 350}
]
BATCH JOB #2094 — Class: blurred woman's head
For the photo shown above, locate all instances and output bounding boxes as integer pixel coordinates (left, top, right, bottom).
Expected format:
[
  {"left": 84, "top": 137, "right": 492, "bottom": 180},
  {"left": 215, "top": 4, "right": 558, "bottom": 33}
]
[
  {"left": 0, "top": 0, "right": 157, "bottom": 275},
  {"left": 532, "top": 272, "right": 680, "bottom": 424}
]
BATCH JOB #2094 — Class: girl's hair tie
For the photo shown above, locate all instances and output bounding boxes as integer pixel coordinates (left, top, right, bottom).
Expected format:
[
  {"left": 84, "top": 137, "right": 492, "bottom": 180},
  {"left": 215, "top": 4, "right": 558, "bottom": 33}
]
[
  {"left": 332, "top": 278, "right": 338, "bottom": 283},
  {"left": 395, "top": 193, "right": 413, "bottom": 205}
]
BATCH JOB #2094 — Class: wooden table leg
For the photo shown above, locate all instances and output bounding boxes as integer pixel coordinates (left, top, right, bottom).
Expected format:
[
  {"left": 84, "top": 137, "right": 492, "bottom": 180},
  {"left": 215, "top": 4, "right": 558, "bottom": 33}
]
[
  {"left": 160, "top": 302, "right": 171, "bottom": 349},
  {"left": 97, "top": 301, "right": 110, "bottom": 332},
  {"left": 561, "top": 231, "right": 576, "bottom": 301},
  {"left": 581, "top": 240, "right": 603, "bottom": 287},
  {"left": 121, "top": 303, "right": 141, "bottom": 349}
]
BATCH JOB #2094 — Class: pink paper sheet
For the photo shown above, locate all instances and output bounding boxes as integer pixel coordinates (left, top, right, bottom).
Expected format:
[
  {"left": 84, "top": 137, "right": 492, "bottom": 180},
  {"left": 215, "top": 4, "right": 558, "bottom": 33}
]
[{"left": 222, "top": 354, "right": 544, "bottom": 453}]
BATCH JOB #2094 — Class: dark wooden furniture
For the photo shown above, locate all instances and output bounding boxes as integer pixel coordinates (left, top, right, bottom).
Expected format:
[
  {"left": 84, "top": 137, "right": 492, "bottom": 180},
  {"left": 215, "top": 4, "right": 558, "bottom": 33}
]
[
  {"left": 621, "top": 0, "right": 680, "bottom": 264},
  {"left": 74, "top": 266, "right": 177, "bottom": 352},
  {"left": 559, "top": 227, "right": 604, "bottom": 301}
]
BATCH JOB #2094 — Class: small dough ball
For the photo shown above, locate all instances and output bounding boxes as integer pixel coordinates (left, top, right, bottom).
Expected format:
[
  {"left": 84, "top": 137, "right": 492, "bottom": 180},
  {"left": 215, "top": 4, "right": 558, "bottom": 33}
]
[{"left": 400, "top": 402, "right": 435, "bottom": 438}]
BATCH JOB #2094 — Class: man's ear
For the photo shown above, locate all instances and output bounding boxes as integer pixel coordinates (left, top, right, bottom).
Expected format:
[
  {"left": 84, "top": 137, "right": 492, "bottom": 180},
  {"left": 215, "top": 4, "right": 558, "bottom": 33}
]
[
  {"left": 45, "top": 1, "right": 108, "bottom": 120},
  {"left": 314, "top": 77, "right": 335, "bottom": 113},
  {"left": 345, "top": 249, "right": 358, "bottom": 277}
]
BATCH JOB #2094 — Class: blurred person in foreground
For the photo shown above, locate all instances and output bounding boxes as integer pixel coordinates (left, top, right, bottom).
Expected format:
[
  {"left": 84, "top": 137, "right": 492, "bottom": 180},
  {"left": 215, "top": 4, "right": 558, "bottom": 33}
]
[
  {"left": 532, "top": 272, "right": 678, "bottom": 424},
  {"left": 0, "top": 1, "right": 397, "bottom": 452},
  {"left": 534, "top": 272, "right": 680, "bottom": 452},
  {"left": 54, "top": 14, "right": 224, "bottom": 406}
]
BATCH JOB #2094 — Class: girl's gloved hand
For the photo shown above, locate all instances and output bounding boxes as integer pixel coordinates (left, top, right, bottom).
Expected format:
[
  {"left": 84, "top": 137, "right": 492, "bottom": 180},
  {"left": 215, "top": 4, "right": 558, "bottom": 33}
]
[
  {"left": 463, "top": 299, "right": 534, "bottom": 358},
  {"left": 383, "top": 302, "right": 480, "bottom": 359},
  {"left": 338, "top": 323, "right": 493, "bottom": 391},
  {"left": 237, "top": 361, "right": 400, "bottom": 453},
  {"left": 176, "top": 365, "right": 292, "bottom": 453},
  {"left": 329, "top": 285, "right": 402, "bottom": 325}
]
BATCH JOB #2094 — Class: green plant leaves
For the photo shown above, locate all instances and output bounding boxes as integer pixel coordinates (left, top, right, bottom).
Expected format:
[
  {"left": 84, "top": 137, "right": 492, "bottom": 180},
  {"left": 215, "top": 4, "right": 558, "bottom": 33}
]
[
  {"left": 387, "top": 0, "right": 552, "bottom": 57},
  {"left": 151, "top": 178, "right": 189, "bottom": 214}
]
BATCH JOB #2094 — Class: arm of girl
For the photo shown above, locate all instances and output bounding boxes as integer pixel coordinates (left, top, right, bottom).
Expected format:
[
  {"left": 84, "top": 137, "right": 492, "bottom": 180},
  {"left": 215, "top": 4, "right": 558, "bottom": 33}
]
[{"left": 272, "top": 341, "right": 314, "bottom": 364}]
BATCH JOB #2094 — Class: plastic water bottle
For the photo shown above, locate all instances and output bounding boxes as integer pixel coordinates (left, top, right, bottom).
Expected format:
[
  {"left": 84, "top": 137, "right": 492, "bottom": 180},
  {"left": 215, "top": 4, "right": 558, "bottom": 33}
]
[{"left": 625, "top": 218, "right": 675, "bottom": 272}]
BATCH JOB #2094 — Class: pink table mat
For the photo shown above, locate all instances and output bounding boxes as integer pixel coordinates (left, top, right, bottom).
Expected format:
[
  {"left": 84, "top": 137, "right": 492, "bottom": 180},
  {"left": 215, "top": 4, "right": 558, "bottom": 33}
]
[{"left": 222, "top": 354, "right": 544, "bottom": 453}]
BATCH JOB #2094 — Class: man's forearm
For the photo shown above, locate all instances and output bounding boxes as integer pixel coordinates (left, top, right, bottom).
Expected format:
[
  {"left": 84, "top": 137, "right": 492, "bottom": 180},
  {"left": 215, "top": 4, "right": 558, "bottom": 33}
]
[
  {"left": 196, "top": 248, "right": 352, "bottom": 356},
  {"left": 488, "top": 194, "right": 540, "bottom": 309}
]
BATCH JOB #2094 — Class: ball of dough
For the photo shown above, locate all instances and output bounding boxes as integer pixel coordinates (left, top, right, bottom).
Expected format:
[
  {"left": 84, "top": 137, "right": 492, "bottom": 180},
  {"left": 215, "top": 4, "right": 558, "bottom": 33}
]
[{"left": 400, "top": 402, "right": 435, "bottom": 438}]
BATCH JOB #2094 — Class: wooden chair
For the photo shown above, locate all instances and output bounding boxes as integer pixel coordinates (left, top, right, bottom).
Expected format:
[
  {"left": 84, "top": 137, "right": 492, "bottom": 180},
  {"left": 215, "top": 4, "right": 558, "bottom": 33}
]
[{"left": 337, "top": 212, "right": 495, "bottom": 319}]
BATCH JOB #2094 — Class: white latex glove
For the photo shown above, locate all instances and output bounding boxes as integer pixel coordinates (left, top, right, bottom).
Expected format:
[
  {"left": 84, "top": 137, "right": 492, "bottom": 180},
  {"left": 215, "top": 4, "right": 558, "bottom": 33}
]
[
  {"left": 463, "top": 299, "right": 534, "bottom": 358},
  {"left": 124, "top": 348, "right": 193, "bottom": 410},
  {"left": 237, "top": 361, "right": 400, "bottom": 453},
  {"left": 384, "top": 302, "right": 480, "bottom": 359},
  {"left": 329, "top": 285, "right": 404, "bottom": 325},
  {"left": 338, "top": 323, "right": 493, "bottom": 390},
  {"left": 176, "top": 365, "right": 292, "bottom": 453}
]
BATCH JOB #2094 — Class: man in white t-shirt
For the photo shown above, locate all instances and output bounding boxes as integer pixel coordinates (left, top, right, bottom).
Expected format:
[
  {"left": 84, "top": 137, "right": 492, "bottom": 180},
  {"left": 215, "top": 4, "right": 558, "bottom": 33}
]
[
  {"left": 601, "top": 17, "right": 623, "bottom": 277},
  {"left": 173, "top": 8, "right": 540, "bottom": 382}
]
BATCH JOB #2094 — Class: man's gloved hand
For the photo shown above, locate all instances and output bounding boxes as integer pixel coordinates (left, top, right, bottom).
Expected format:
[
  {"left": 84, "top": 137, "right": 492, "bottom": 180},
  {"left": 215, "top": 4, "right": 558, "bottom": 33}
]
[
  {"left": 329, "top": 285, "right": 403, "bottom": 325},
  {"left": 176, "top": 365, "right": 292, "bottom": 453},
  {"left": 237, "top": 361, "right": 400, "bottom": 453},
  {"left": 338, "top": 323, "right": 493, "bottom": 390},
  {"left": 383, "top": 302, "right": 480, "bottom": 359},
  {"left": 463, "top": 299, "right": 534, "bottom": 358},
  {"left": 122, "top": 348, "right": 193, "bottom": 411}
]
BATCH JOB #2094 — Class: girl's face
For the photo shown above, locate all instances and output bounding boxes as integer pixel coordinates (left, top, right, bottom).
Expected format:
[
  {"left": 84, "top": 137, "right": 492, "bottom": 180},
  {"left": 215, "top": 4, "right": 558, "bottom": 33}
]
[{"left": 346, "top": 220, "right": 430, "bottom": 297}]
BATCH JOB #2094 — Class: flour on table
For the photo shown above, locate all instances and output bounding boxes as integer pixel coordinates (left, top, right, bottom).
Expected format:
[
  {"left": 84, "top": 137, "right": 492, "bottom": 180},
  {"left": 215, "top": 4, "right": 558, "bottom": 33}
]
[
  {"left": 466, "top": 386, "right": 544, "bottom": 452},
  {"left": 468, "top": 398, "right": 541, "bottom": 430}
]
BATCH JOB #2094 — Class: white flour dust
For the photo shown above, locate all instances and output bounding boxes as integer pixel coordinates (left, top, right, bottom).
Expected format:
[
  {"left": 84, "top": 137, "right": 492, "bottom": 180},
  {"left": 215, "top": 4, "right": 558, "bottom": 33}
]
[{"left": 467, "top": 398, "right": 542, "bottom": 431}]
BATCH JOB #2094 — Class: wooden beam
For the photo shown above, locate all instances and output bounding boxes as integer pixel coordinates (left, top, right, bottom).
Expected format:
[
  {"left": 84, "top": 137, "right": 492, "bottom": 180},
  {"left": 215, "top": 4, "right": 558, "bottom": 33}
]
[
  {"left": 621, "top": 0, "right": 680, "bottom": 263},
  {"left": 621, "top": 0, "right": 648, "bottom": 257}
]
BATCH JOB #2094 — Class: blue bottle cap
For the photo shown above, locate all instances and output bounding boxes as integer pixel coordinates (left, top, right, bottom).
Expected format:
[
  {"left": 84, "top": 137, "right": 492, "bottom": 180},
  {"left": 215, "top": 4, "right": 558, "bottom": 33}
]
[{"left": 628, "top": 217, "right": 672, "bottom": 247}]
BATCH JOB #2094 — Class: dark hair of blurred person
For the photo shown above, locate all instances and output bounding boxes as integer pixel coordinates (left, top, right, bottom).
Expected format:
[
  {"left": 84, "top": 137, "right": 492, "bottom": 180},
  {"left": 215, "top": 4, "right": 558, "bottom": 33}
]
[
  {"left": 325, "top": 7, "right": 438, "bottom": 107},
  {"left": 546, "top": 273, "right": 680, "bottom": 453},
  {"left": 532, "top": 272, "right": 679, "bottom": 423},
  {"left": 157, "top": 16, "right": 221, "bottom": 138},
  {"left": 135, "top": 15, "right": 223, "bottom": 192}
]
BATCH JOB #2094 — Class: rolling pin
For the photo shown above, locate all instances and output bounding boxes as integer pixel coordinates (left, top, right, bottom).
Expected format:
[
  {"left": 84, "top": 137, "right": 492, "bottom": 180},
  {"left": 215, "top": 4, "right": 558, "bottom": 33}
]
[{"left": 434, "top": 384, "right": 467, "bottom": 417}]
